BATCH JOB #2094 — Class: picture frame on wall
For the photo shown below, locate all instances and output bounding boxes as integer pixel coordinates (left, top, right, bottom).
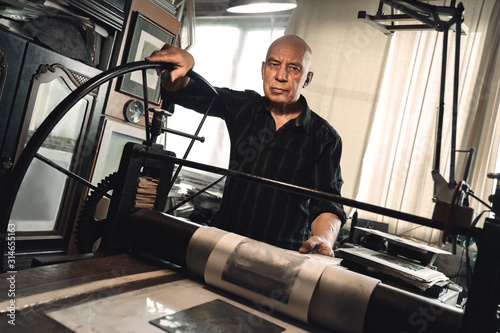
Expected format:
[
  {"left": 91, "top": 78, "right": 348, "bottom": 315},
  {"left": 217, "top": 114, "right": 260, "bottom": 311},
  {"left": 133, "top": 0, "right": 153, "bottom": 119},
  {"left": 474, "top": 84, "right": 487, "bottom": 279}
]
[
  {"left": 118, "top": 12, "right": 175, "bottom": 105},
  {"left": 91, "top": 118, "right": 146, "bottom": 186}
]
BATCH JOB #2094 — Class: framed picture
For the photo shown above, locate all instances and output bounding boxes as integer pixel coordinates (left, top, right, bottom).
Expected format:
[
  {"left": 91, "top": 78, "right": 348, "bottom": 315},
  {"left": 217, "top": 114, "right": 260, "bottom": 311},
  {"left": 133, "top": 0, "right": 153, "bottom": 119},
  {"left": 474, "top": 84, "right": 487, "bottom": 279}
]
[
  {"left": 91, "top": 118, "right": 146, "bottom": 186},
  {"left": 118, "top": 12, "right": 175, "bottom": 104}
]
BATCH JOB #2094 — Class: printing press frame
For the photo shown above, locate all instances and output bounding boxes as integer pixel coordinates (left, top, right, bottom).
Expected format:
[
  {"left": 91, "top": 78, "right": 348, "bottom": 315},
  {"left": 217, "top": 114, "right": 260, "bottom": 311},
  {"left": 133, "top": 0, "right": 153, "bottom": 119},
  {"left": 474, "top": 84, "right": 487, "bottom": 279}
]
[{"left": 0, "top": 61, "right": 497, "bottom": 333}]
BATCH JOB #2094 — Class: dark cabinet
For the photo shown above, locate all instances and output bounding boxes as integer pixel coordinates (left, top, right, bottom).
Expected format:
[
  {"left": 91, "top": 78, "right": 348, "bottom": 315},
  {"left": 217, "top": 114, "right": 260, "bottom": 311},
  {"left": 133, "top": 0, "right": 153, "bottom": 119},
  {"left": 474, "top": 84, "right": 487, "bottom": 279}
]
[
  {"left": 0, "top": 29, "right": 108, "bottom": 269},
  {"left": 0, "top": 0, "right": 181, "bottom": 270}
]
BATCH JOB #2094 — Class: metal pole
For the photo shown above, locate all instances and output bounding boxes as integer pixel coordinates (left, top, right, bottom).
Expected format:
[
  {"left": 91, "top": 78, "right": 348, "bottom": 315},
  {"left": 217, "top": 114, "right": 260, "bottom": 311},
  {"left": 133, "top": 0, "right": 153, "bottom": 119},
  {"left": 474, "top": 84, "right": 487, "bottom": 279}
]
[
  {"left": 450, "top": 3, "right": 464, "bottom": 185},
  {"left": 35, "top": 153, "right": 111, "bottom": 199},
  {"left": 434, "top": 27, "right": 449, "bottom": 174},
  {"left": 138, "top": 149, "right": 481, "bottom": 238}
]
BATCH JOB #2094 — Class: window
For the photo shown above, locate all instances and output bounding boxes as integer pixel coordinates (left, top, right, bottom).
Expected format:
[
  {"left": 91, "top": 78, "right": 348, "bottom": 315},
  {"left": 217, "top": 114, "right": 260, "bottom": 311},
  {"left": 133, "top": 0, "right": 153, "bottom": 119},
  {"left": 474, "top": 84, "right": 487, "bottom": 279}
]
[{"left": 164, "top": 15, "right": 288, "bottom": 169}]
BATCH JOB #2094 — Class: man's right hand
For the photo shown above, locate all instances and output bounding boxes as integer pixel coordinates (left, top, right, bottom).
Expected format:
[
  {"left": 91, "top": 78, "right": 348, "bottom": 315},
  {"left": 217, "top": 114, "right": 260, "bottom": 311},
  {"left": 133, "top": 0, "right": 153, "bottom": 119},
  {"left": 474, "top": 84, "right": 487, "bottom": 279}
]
[{"left": 146, "top": 44, "right": 194, "bottom": 92}]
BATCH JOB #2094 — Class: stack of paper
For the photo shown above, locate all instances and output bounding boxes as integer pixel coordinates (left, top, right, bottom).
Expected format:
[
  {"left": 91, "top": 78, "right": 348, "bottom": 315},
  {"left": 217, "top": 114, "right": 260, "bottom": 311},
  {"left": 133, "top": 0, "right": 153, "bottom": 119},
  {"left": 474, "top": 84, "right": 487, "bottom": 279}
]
[
  {"left": 336, "top": 247, "right": 449, "bottom": 291},
  {"left": 354, "top": 226, "right": 451, "bottom": 265}
]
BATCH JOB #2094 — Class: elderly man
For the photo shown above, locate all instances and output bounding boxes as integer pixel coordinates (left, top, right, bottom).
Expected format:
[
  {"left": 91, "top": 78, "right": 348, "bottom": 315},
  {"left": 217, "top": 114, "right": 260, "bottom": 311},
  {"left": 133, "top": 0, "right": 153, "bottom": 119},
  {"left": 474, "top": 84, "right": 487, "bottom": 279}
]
[{"left": 146, "top": 35, "right": 345, "bottom": 256}]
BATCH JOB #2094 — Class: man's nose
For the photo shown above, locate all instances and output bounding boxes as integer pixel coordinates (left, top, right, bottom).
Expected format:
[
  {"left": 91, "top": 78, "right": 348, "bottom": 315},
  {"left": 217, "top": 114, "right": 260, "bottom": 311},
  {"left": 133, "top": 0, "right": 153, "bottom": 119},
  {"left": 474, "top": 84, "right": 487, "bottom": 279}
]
[{"left": 275, "top": 66, "right": 287, "bottom": 81}]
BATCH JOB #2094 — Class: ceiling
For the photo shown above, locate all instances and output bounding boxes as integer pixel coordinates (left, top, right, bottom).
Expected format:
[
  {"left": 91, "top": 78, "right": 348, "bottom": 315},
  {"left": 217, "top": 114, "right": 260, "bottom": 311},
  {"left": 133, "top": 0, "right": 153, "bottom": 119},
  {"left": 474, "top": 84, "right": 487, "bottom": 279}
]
[
  {"left": 193, "top": 0, "right": 229, "bottom": 17},
  {"left": 184, "top": 0, "right": 294, "bottom": 18}
]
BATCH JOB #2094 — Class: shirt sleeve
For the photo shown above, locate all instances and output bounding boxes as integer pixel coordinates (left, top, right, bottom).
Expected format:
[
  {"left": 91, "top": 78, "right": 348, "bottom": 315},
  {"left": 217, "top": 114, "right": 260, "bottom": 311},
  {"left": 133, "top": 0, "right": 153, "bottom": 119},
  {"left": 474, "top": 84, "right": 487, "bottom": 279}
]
[
  {"left": 161, "top": 79, "right": 225, "bottom": 118},
  {"left": 307, "top": 126, "right": 347, "bottom": 226},
  {"left": 160, "top": 79, "right": 263, "bottom": 137}
]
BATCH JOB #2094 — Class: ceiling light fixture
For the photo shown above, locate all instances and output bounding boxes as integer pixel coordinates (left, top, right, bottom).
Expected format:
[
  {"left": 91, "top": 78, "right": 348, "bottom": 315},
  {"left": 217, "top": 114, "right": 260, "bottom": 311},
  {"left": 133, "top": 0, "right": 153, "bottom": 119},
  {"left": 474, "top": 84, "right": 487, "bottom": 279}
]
[{"left": 227, "top": 0, "right": 297, "bottom": 14}]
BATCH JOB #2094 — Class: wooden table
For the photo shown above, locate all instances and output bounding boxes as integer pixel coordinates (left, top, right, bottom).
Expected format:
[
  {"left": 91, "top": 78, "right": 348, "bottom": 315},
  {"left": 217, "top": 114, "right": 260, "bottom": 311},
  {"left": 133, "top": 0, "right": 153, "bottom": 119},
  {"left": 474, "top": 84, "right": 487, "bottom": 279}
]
[{"left": 0, "top": 253, "right": 330, "bottom": 332}]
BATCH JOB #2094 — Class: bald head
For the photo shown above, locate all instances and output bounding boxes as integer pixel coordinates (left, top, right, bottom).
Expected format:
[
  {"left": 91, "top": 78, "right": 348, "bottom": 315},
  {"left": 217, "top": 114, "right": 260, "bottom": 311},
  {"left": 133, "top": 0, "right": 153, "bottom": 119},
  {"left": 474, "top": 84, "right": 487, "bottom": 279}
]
[
  {"left": 261, "top": 34, "right": 314, "bottom": 112},
  {"left": 266, "top": 35, "right": 312, "bottom": 71}
]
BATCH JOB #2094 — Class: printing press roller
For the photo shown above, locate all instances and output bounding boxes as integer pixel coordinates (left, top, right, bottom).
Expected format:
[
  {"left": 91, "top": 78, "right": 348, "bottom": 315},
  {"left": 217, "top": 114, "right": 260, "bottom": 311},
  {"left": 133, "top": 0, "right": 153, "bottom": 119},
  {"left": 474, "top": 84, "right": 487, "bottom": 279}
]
[{"left": 127, "top": 208, "right": 463, "bottom": 333}]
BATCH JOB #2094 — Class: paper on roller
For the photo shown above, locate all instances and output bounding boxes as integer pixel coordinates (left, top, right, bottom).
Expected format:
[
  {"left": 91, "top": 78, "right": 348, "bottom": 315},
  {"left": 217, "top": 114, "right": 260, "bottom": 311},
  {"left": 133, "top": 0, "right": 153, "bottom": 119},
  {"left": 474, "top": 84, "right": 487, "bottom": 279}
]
[{"left": 204, "top": 233, "right": 330, "bottom": 323}]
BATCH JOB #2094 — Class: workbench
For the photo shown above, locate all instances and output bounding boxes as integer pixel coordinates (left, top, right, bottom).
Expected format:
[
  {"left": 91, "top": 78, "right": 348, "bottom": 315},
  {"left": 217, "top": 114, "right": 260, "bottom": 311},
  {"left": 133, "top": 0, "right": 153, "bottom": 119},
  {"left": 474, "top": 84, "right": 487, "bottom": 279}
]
[{"left": 0, "top": 253, "right": 331, "bottom": 332}]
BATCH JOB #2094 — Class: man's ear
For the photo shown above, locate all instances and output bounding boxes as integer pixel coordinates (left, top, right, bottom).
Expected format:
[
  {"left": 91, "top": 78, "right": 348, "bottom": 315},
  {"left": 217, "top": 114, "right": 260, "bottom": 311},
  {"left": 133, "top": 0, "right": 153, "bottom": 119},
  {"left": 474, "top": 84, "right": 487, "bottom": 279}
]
[
  {"left": 303, "top": 71, "right": 314, "bottom": 88},
  {"left": 261, "top": 61, "right": 265, "bottom": 79}
]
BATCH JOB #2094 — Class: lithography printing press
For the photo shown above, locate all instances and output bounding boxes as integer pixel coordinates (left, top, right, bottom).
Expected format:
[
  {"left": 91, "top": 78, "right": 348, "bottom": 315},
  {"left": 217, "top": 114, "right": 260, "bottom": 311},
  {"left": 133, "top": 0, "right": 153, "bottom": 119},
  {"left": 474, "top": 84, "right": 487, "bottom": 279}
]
[{"left": 1, "top": 2, "right": 499, "bottom": 332}]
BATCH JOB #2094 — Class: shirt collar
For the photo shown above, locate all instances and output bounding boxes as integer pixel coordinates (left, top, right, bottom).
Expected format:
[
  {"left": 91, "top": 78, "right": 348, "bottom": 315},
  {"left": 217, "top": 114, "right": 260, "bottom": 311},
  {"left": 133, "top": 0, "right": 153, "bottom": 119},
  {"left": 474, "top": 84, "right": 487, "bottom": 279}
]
[{"left": 261, "top": 95, "right": 312, "bottom": 134}]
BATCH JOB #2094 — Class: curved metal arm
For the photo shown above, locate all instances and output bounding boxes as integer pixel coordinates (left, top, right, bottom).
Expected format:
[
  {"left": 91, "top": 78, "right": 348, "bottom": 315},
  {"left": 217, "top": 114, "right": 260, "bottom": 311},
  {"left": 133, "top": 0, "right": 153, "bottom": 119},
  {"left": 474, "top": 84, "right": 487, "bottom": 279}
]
[{"left": 0, "top": 61, "right": 216, "bottom": 238}]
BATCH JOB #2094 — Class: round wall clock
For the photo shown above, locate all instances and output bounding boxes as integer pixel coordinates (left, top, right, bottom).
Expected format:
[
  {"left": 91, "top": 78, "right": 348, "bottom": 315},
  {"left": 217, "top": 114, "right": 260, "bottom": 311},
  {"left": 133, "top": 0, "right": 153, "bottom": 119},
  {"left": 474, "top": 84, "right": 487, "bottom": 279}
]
[{"left": 124, "top": 99, "right": 144, "bottom": 123}]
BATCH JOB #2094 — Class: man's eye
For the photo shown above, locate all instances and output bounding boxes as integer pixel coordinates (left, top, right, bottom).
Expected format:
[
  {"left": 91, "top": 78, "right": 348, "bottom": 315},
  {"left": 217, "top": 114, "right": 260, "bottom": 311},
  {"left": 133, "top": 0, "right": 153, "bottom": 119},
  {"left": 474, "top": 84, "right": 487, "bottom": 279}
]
[{"left": 289, "top": 66, "right": 300, "bottom": 73}]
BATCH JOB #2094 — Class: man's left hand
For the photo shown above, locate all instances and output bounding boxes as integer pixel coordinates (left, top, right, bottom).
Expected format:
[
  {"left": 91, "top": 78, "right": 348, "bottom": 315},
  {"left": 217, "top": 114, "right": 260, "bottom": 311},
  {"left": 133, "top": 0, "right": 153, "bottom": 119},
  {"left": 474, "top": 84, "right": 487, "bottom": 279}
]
[{"left": 298, "top": 213, "right": 341, "bottom": 257}]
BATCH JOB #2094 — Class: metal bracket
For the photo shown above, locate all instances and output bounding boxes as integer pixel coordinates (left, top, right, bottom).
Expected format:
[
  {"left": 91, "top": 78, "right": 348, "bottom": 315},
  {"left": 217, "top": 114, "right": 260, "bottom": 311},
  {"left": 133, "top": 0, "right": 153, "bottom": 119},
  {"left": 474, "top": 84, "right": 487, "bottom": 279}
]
[{"left": 358, "top": 0, "right": 468, "bottom": 36}]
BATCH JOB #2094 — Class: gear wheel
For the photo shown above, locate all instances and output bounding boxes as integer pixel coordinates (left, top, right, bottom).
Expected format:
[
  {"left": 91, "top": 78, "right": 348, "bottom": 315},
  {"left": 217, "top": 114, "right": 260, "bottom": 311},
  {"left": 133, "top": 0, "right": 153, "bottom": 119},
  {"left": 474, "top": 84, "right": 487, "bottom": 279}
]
[{"left": 75, "top": 172, "right": 119, "bottom": 253}]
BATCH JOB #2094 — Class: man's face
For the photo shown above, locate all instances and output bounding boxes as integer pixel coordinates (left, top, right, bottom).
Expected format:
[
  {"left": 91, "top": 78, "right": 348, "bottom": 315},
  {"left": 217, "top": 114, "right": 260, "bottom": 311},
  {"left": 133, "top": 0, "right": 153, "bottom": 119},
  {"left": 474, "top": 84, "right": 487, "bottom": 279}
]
[{"left": 261, "top": 39, "right": 313, "bottom": 108}]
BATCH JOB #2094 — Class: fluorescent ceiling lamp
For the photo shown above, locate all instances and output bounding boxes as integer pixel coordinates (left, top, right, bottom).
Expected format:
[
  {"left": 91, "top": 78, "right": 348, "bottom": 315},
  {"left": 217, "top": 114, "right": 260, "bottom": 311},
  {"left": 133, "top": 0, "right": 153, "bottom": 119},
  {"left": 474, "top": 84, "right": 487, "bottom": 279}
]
[{"left": 227, "top": 0, "right": 297, "bottom": 14}]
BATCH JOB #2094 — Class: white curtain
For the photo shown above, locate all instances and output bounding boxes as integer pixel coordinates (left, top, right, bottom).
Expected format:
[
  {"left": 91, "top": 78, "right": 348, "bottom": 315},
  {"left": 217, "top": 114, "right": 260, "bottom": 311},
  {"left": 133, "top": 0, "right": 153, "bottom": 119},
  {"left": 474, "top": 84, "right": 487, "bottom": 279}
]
[
  {"left": 286, "top": 0, "right": 393, "bottom": 203},
  {"left": 286, "top": 0, "right": 499, "bottom": 243}
]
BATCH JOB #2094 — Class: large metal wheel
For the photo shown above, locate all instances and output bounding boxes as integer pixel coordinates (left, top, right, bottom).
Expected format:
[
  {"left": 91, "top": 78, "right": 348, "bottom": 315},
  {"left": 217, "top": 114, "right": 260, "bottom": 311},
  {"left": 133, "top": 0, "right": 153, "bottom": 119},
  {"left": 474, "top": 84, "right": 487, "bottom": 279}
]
[{"left": 0, "top": 61, "right": 217, "bottom": 268}]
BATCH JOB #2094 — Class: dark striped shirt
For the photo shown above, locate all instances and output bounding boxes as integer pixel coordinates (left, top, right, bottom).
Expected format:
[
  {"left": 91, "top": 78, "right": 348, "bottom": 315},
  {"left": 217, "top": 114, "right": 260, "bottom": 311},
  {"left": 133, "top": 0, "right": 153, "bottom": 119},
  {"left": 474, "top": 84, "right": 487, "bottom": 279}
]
[{"left": 162, "top": 80, "right": 346, "bottom": 250}]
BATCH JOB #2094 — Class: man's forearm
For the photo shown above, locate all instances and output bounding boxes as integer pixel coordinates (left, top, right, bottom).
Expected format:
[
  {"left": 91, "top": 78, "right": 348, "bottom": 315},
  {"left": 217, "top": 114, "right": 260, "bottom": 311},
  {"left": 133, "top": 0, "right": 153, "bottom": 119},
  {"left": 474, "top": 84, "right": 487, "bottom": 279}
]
[
  {"left": 161, "top": 73, "right": 190, "bottom": 92},
  {"left": 299, "top": 212, "right": 341, "bottom": 256},
  {"left": 311, "top": 212, "right": 341, "bottom": 246}
]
